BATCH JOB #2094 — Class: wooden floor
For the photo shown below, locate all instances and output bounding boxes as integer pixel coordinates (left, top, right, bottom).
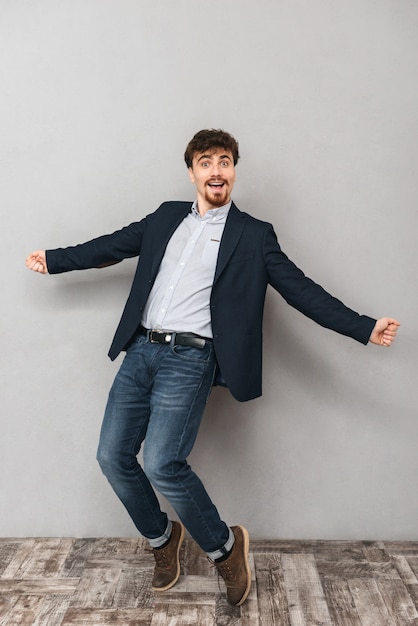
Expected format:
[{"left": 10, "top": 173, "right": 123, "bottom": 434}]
[{"left": 1, "top": 537, "right": 418, "bottom": 625}]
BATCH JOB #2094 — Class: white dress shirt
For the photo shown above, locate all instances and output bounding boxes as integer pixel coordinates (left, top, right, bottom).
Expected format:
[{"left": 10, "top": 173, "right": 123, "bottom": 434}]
[{"left": 141, "top": 201, "right": 231, "bottom": 338}]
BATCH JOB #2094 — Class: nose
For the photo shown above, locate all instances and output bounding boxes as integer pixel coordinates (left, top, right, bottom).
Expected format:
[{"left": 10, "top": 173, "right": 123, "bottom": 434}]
[{"left": 211, "top": 163, "right": 221, "bottom": 177}]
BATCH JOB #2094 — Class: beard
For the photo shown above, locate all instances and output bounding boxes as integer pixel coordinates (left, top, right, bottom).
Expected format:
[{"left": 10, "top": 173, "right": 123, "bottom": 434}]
[{"left": 204, "top": 184, "right": 230, "bottom": 208}]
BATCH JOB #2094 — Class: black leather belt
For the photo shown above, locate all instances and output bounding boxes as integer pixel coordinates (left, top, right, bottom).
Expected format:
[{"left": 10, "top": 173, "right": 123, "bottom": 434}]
[{"left": 137, "top": 326, "right": 211, "bottom": 349}]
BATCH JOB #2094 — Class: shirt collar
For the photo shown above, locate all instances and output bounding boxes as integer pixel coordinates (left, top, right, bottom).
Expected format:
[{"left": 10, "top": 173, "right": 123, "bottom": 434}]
[{"left": 191, "top": 200, "right": 232, "bottom": 223}]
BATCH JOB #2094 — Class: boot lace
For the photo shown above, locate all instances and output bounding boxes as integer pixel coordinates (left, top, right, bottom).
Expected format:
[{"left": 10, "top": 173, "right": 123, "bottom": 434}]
[
  {"left": 208, "top": 557, "right": 233, "bottom": 592},
  {"left": 153, "top": 549, "right": 169, "bottom": 569}
]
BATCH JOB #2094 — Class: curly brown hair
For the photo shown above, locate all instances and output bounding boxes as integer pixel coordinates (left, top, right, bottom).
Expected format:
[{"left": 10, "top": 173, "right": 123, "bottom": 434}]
[{"left": 184, "top": 129, "right": 240, "bottom": 168}]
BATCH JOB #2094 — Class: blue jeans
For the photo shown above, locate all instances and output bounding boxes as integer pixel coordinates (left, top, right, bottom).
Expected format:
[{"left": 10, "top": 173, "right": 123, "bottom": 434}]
[{"left": 96, "top": 335, "right": 231, "bottom": 557}]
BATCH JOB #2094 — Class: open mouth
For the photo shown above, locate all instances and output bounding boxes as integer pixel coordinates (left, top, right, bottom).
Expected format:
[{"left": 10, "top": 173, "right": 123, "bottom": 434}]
[{"left": 207, "top": 181, "right": 225, "bottom": 190}]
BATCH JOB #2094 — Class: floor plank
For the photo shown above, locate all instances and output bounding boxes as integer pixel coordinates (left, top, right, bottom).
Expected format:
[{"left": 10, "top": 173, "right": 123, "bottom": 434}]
[
  {"left": 348, "top": 578, "right": 393, "bottom": 626},
  {"left": 32, "top": 594, "right": 73, "bottom": 626},
  {"left": 376, "top": 579, "right": 418, "bottom": 625},
  {"left": 62, "top": 608, "right": 154, "bottom": 625},
  {"left": 322, "top": 579, "right": 362, "bottom": 626},
  {"left": 254, "top": 553, "right": 290, "bottom": 626},
  {"left": 69, "top": 567, "right": 121, "bottom": 608},
  {"left": 281, "top": 553, "right": 333, "bottom": 625}
]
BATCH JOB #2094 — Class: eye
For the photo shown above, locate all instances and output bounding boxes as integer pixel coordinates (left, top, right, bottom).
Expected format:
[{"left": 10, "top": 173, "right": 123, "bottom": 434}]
[{"left": 221, "top": 161, "right": 230, "bottom": 167}]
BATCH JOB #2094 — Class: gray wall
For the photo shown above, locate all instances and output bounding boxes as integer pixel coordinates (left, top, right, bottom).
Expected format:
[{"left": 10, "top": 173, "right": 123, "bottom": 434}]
[{"left": 2, "top": 0, "right": 417, "bottom": 540}]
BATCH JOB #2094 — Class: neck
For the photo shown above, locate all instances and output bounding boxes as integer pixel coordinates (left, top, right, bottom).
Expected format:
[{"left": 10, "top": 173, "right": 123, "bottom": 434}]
[{"left": 196, "top": 194, "right": 231, "bottom": 217}]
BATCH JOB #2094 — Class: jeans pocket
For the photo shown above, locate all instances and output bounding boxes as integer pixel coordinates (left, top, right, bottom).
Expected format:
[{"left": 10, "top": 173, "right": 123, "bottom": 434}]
[{"left": 172, "top": 343, "right": 212, "bottom": 364}]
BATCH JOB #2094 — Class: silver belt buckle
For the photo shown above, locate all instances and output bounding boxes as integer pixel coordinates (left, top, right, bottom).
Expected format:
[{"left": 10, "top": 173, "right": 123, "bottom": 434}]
[{"left": 149, "top": 329, "right": 172, "bottom": 344}]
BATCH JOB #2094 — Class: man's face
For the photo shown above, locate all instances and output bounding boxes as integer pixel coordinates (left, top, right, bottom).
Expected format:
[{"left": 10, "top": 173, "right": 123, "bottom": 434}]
[{"left": 188, "top": 147, "right": 236, "bottom": 213}]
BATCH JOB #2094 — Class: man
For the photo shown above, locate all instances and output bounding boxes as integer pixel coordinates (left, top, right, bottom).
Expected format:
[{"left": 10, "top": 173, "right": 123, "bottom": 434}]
[{"left": 26, "top": 129, "right": 399, "bottom": 606}]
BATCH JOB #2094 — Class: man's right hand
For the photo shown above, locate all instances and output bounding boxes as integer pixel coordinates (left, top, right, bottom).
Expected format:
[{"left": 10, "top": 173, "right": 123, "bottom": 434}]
[{"left": 26, "top": 250, "right": 48, "bottom": 274}]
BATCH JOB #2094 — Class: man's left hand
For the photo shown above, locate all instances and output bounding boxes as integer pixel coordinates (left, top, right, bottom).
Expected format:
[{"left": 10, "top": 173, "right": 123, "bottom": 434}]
[{"left": 369, "top": 318, "right": 400, "bottom": 347}]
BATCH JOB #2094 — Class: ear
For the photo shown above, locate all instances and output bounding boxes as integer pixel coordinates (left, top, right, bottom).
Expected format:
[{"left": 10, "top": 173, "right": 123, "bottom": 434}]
[{"left": 188, "top": 167, "right": 195, "bottom": 184}]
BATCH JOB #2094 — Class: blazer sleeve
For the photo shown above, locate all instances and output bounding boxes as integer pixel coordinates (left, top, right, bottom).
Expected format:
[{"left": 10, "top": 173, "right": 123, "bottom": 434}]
[
  {"left": 45, "top": 216, "right": 150, "bottom": 274},
  {"left": 263, "top": 224, "right": 376, "bottom": 344}
]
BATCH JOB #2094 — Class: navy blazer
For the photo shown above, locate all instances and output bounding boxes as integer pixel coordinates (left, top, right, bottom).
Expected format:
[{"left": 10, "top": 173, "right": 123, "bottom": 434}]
[{"left": 46, "top": 201, "right": 376, "bottom": 401}]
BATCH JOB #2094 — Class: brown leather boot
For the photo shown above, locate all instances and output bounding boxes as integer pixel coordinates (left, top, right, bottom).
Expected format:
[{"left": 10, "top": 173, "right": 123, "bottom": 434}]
[
  {"left": 212, "top": 525, "right": 251, "bottom": 606},
  {"left": 151, "top": 521, "right": 185, "bottom": 592}
]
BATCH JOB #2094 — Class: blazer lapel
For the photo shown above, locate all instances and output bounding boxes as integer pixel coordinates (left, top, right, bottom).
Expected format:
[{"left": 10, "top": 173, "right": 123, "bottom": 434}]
[
  {"left": 214, "top": 202, "right": 245, "bottom": 284},
  {"left": 150, "top": 203, "right": 191, "bottom": 278}
]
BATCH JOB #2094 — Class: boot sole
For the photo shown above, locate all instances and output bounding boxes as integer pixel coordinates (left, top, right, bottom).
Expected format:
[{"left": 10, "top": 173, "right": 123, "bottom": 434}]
[{"left": 234, "top": 525, "right": 251, "bottom": 606}]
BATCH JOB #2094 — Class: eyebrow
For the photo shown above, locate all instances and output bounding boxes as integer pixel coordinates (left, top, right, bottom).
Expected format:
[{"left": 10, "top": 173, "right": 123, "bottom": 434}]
[{"left": 196, "top": 153, "right": 232, "bottom": 163}]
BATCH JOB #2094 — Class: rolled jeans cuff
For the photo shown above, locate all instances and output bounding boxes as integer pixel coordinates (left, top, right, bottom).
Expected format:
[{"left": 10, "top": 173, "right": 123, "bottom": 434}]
[
  {"left": 147, "top": 520, "right": 173, "bottom": 548},
  {"left": 206, "top": 526, "right": 234, "bottom": 561}
]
